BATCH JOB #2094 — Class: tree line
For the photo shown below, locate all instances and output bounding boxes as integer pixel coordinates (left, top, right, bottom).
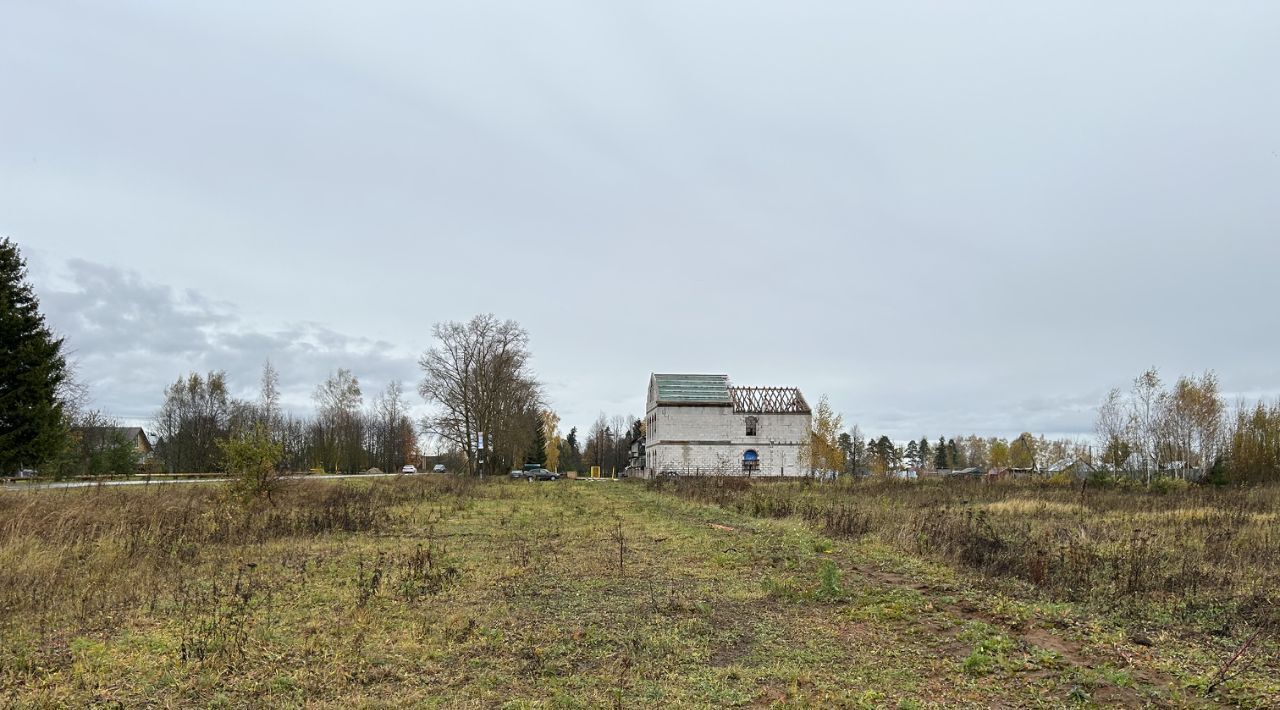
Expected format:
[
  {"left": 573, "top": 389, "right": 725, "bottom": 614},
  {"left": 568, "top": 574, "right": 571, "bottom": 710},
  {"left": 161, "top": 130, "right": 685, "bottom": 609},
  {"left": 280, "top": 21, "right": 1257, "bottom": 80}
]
[
  {"left": 153, "top": 314, "right": 609, "bottom": 477},
  {"left": 5, "top": 236, "right": 1279, "bottom": 484},
  {"left": 152, "top": 365, "right": 418, "bottom": 474},
  {"left": 0, "top": 235, "right": 546, "bottom": 478},
  {"left": 800, "top": 396, "right": 1084, "bottom": 477},
  {"left": 801, "top": 367, "right": 1280, "bottom": 484},
  {"left": 0, "top": 237, "right": 124, "bottom": 478},
  {"left": 1096, "top": 367, "right": 1277, "bottom": 484}
]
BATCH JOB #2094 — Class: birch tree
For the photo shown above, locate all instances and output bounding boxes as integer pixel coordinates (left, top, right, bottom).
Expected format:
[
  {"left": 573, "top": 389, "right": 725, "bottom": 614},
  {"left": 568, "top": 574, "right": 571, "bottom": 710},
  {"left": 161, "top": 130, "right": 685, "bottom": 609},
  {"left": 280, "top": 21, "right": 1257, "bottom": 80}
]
[
  {"left": 1096, "top": 387, "right": 1131, "bottom": 470},
  {"left": 542, "top": 409, "right": 561, "bottom": 471},
  {"left": 258, "top": 359, "right": 281, "bottom": 438},
  {"left": 1159, "top": 371, "right": 1223, "bottom": 474},
  {"left": 1130, "top": 368, "right": 1164, "bottom": 484},
  {"left": 802, "top": 395, "right": 844, "bottom": 476}
]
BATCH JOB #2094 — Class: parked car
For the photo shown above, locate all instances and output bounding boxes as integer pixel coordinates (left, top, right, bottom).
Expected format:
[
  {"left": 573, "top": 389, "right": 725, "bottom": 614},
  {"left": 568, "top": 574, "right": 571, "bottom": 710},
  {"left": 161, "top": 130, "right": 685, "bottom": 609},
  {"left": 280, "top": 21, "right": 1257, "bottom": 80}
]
[
  {"left": 401, "top": 465, "right": 417, "bottom": 474},
  {"left": 512, "top": 468, "right": 559, "bottom": 481},
  {"left": 432, "top": 464, "right": 446, "bottom": 473}
]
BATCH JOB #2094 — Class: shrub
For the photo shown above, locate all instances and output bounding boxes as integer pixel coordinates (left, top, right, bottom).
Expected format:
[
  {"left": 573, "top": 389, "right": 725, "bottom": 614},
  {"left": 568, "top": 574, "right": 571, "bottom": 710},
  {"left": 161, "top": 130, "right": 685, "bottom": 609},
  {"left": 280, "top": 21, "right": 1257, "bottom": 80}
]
[{"left": 221, "top": 424, "right": 285, "bottom": 502}]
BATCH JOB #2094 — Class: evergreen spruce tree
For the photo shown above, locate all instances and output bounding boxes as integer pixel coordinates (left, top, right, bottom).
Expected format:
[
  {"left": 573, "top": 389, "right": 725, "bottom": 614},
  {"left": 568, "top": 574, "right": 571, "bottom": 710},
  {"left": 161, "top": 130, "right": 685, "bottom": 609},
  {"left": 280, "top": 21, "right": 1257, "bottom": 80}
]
[
  {"left": 934, "top": 436, "right": 948, "bottom": 470},
  {"left": 876, "top": 436, "right": 894, "bottom": 470},
  {"left": 836, "top": 432, "right": 853, "bottom": 475},
  {"left": 0, "top": 238, "right": 68, "bottom": 472},
  {"left": 904, "top": 439, "right": 919, "bottom": 468},
  {"left": 918, "top": 438, "right": 931, "bottom": 470},
  {"left": 559, "top": 426, "right": 581, "bottom": 471}
]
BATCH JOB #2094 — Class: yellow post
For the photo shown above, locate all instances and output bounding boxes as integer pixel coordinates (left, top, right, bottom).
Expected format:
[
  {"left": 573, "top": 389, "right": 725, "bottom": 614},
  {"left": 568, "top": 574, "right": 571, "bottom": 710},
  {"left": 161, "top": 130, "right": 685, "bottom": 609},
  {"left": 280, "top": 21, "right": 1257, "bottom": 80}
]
[{"left": 591, "top": 466, "right": 601, "bottom": 479}]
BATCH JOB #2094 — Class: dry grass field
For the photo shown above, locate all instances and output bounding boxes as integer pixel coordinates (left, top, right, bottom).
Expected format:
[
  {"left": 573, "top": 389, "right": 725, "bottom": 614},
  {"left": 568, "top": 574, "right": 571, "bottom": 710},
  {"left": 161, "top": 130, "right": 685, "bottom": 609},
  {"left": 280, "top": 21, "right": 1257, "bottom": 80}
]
[{"left": 1, "top": 475, "right": 1277, "bottom": 707}]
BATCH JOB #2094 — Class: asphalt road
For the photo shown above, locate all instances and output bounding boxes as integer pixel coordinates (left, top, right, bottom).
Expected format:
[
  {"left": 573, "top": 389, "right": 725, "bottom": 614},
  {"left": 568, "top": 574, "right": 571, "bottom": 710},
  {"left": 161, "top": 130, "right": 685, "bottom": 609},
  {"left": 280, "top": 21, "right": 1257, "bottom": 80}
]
[{"left": 1, "top": 471, "right": 411, "bottom": 492}]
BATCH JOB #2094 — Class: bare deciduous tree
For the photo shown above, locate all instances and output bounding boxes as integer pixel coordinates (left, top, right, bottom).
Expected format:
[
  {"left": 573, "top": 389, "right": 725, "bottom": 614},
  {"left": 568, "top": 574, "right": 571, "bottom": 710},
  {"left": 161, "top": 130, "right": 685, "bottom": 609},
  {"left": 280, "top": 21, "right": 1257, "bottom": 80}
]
[
  {"left": 370, "top": 380, "right": 417, "bottom": 472},
  {"left": 153, "top": 371, "right": 232, "bottom": 473},
  {"left": 314, "top": 368, "right": 363, "bottom": 473},
  {"left": 418, "top": 315, "right": 541, "bottom": 475}
]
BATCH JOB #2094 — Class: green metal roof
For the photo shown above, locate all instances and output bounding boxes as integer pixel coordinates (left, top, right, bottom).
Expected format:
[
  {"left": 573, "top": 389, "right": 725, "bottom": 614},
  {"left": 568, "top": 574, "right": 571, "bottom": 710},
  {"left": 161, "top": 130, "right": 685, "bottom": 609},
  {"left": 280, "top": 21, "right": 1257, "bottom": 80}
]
[{"left": 652, "top": 374, "right": 731, "bottom": 405}]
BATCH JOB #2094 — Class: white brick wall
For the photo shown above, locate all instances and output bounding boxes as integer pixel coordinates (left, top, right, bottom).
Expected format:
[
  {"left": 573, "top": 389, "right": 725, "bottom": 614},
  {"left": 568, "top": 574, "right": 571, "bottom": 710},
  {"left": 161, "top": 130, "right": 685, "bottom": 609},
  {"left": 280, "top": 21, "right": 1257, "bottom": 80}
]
[{"left": 645, "top": 405, "right": 810, "bottom": 476}]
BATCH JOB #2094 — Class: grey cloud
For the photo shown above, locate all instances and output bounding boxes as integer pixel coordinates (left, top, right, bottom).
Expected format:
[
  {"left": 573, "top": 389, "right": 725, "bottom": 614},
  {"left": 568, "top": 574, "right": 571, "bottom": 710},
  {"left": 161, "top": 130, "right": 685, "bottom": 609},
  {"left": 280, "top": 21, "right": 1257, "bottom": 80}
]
[
  {"left": 39, "top": 259, "right": 420, "bottom": 423},
  {"left": 5, "top": 2, "right": 1280, "bottom": 440}
]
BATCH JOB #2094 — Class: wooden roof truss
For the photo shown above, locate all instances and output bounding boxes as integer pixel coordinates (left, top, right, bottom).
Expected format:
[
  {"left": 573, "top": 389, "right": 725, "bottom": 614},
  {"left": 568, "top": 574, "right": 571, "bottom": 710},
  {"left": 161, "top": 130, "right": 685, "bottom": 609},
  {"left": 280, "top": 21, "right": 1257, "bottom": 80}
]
[{"left": 729, "top": 386, "right": 811, "bottom": 414}]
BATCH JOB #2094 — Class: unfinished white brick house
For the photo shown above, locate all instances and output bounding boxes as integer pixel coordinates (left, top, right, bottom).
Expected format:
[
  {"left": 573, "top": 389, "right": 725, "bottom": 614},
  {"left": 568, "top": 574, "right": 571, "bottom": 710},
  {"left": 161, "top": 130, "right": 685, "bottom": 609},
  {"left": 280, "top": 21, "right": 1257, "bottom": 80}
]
[{"left": 643, "top": 374, "right": 811, "bottom": 477}]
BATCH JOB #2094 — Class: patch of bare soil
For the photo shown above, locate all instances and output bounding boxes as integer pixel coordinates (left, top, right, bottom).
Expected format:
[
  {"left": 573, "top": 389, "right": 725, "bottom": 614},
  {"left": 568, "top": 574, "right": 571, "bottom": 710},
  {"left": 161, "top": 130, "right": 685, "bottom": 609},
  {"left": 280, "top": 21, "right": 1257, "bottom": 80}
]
[
  {"left": 709, "top": 631, "right": 755, "bottom": 668},
  {"left": 847, "top": 563, "right": 1218, "bottom": 708}
]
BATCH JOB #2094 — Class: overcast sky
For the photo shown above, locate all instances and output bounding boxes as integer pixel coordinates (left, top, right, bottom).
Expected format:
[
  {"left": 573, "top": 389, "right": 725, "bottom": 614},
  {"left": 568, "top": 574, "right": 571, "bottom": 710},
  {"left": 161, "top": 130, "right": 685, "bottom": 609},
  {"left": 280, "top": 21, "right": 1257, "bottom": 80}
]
[{"left": 3, "top": 1, "right": 1278, "bottom": 443}]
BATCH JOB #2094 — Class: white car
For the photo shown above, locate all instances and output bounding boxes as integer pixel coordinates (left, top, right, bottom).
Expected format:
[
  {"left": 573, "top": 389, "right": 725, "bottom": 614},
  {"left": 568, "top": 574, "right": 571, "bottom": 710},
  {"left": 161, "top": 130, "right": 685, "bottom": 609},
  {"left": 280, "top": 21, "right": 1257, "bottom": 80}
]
[
  {"left": 401, "top": 465, "right": 417, "bottom": 474},
  {"left": 432, "top": 464, "right": 446, "bottom": 473}
]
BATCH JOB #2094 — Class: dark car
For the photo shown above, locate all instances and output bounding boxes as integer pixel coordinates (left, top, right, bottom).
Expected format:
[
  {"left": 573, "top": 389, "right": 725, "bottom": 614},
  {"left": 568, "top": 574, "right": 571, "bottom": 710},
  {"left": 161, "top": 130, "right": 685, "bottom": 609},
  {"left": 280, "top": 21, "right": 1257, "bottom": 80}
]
[{"left": 511, "top": 468, "right": 559, "bottom": 481}]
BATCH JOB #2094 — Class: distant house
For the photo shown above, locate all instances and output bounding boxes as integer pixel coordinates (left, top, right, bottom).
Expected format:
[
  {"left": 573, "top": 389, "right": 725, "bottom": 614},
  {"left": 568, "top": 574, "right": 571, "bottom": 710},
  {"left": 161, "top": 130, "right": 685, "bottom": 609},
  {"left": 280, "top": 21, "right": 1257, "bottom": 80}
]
[
  {"left": 627, "top": 435, "right": 646, "bottom": 472},
  {"left": 75, "top": 426, "right": 154, "bottom": 461},
  {"left": 950, "top": 467, "right": 985, "bottom": 478},
  {"left": 1045, "top": 458, "right": 1097, "bottom": 479}
]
